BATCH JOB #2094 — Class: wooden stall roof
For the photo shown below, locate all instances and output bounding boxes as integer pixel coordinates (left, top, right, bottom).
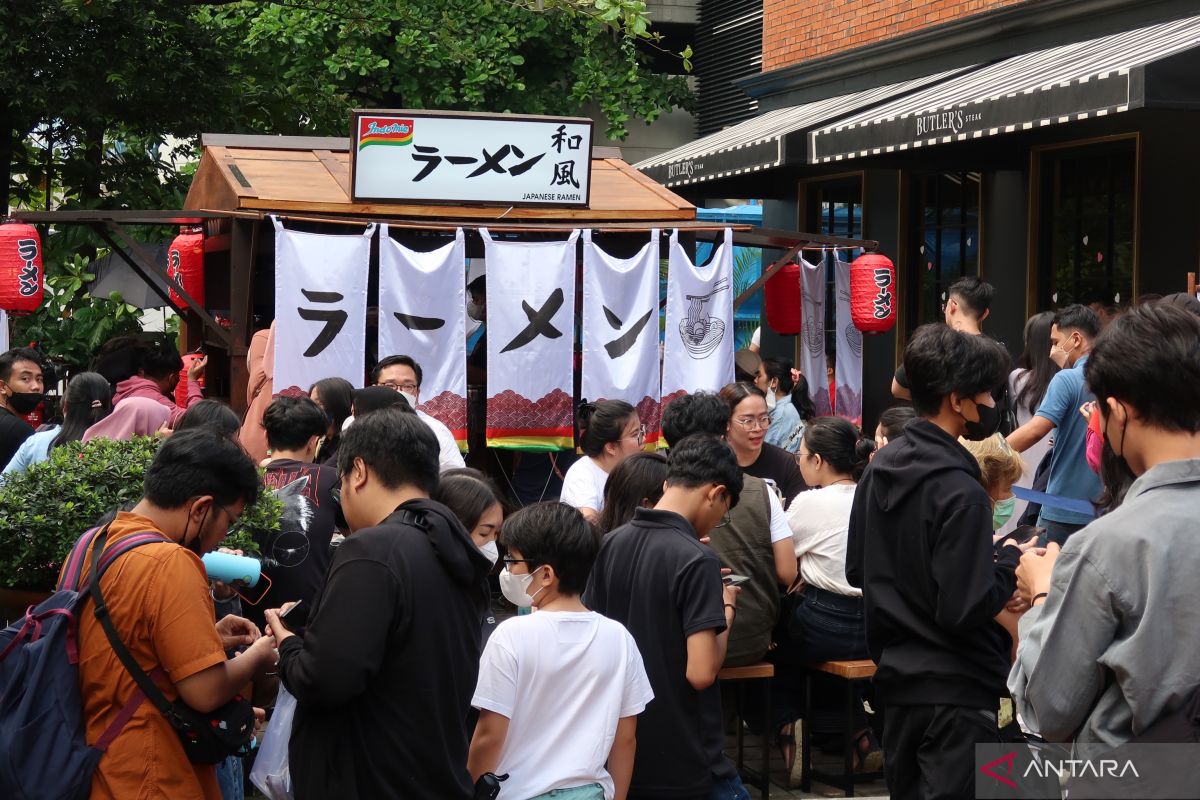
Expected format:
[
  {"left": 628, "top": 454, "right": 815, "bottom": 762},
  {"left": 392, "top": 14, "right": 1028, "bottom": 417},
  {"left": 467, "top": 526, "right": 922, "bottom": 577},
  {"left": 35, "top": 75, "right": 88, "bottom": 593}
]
[{"left": 184, "top": 133, "right": 696, "bottom": 222}]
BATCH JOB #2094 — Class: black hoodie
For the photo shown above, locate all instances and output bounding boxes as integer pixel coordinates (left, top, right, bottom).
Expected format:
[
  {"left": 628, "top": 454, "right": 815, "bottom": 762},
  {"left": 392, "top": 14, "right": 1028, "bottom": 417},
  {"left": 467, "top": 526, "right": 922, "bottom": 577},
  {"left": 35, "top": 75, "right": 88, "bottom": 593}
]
[
  {"left": 847, "top": 419, "right": 1022, "bottom": 708},
  {"left": 280, "top": 497, "right": 491, "bottom": 800}
]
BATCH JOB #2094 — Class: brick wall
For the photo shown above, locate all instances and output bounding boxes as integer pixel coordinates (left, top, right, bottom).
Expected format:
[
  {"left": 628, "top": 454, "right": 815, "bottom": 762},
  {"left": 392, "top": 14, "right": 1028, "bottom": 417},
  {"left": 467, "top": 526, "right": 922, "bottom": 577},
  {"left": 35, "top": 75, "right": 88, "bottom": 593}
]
[{"left": 763, "top": 0, "right": 1031, "bottom": 72}]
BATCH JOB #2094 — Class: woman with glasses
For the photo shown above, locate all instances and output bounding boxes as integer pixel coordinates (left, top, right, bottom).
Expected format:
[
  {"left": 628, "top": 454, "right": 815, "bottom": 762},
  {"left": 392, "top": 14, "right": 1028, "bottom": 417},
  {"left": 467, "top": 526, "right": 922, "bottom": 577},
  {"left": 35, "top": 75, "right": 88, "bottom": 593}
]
[
  {"left": 719, "top": 382, "right": 806, "bottom": 507},
  {"left": 775, "top": 416, "right": 879, "bottom": 782},
  {"left": 559, "top": 399, "right": 644, "bottom": 523}
]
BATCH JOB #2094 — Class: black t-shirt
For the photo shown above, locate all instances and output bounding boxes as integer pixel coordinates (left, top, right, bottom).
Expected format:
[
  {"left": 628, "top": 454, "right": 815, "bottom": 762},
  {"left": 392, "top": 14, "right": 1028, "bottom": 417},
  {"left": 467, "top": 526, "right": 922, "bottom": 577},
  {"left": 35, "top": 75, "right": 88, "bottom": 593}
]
[
  {"left": 583, "top": 508, "right": 732, "bottom": 798},
  {"left": 468, "top": 331, "right": 486, "bottom": 372},
  {"left": 279, "top": 498, "right": 491, "bottom": 800},
  {"left": 253, "top": 459, "right": 340, "bottom": 632},
  {"left": 0, "top": 409, "right": 33, "bottom": 469},
  {"left": 744, "top": 442, "right": 806, "bottom": 507}
]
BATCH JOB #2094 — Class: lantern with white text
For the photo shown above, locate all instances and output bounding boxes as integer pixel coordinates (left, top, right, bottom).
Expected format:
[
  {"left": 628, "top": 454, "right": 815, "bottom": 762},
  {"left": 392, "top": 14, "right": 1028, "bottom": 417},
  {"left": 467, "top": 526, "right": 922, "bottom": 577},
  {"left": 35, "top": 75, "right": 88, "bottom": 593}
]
[
  {"left": 168, "top": 230, "right": 206, "bottom": 310},
  {"left": 764, "top": 261, "right": 802, "bottom": 335},
  {"left": 850, "top": 253, "right": 896, "bottom": 334},
  {"left": 0, "top": 223, "right": 45, "bottom": 314}
]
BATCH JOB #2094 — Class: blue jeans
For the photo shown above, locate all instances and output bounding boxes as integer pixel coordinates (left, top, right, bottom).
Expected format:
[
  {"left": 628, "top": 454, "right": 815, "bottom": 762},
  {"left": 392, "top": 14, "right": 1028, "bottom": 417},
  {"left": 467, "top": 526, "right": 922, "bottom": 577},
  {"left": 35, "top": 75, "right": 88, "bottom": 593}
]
[
  {"left": 771, "top": 587, "right": 869, "bottom": 735},
  {"left": 528, "top": 784, "right": 604, "bottom": 800},
  {"left": 709, "top": 773, "right": 751, "bottom": 800},
  {"left": 215, "top": 755, "right": 243, "bottom": 800}
]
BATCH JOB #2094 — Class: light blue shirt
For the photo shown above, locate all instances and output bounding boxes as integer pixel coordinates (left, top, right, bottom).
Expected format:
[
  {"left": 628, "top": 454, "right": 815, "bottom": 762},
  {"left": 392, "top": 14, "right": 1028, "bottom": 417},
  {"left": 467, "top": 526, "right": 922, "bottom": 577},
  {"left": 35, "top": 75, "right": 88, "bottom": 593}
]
[
  {"left": 1035, "top": 356, "right": 1102, "bottom": 524},
  {"left": 765, "top": 400, "right": 804, "bottom": 453},
  {"left": 2, "top": 426, "right": 60, "bottom": 477}
]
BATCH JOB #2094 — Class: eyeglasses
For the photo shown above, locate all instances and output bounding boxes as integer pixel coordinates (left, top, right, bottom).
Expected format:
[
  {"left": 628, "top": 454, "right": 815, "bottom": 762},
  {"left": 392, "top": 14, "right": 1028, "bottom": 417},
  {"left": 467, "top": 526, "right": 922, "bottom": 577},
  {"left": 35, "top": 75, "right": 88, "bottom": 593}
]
[
  {"left": 625, "top": 425, "right": 647, "bottom": 445},
  {"left": 732, "top": 415, "right": 772, "bottom": 431},
  {"left": 501, "top": 556, "right": 539, "bottom": 569},
  {"left": 795, "top": 450, "right": 814, "bottom": 464},
  {"left": 219, "top": 505, "right": 244, "bottom": 536},
  {"left": 378, "top": 381, "right": 419, "bottom": 393}
]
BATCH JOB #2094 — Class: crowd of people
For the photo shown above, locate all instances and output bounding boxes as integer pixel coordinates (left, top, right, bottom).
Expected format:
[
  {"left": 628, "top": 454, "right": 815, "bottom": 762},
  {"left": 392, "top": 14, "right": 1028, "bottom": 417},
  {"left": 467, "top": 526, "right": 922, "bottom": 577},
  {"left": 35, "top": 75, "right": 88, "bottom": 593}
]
[{"left": 2, "top": 274, "right": 1198, "bottom": 800}]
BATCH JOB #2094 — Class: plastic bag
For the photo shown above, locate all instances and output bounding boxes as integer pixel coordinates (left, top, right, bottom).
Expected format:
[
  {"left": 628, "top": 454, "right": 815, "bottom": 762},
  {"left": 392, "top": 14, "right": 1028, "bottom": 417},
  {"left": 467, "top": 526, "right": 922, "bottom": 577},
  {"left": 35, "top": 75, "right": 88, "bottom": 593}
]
[{"left": 249, "top": 684, "right": 296, "bottom": 800}]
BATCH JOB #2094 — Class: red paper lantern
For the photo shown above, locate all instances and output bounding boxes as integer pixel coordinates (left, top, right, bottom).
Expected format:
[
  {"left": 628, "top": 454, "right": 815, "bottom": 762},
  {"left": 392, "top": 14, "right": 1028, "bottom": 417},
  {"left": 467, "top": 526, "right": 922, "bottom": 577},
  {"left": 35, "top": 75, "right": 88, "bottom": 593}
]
[
  {"left": 850, "top": 253, "right": 897, "bottom": 334},
  {"left": 0, "top": 223, "right": 45, "bottom": 314},
  {"left": 168, "top": 230, "right": 205, "bottom": 310},
  {"left": 764, "top": 261, "right": 802, "bottom": 335}
]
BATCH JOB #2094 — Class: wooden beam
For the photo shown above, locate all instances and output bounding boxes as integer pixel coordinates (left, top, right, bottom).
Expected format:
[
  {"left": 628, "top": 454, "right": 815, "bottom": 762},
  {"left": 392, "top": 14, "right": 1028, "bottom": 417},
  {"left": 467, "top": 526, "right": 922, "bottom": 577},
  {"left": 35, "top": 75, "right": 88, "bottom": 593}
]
[
  {"left": 227, "top": 218, "right": 257, "bottom": 413},
  {"left": 93, "top": 222, "right": 233, "bottom": 349},
  {"left": 733, "top": 243, "right": 803, "bottom": 311}
]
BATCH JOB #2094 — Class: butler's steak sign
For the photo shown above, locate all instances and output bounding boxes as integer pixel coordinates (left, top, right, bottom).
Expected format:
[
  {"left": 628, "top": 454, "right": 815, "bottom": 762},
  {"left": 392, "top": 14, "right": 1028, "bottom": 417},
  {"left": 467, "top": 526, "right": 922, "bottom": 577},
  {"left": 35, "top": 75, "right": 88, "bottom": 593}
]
[
  {"left": 810, "top": 69, "right": 1135, "bottom": 162},
  {"left": 349, "top": 109, "right": 593, "bottom": 207}
]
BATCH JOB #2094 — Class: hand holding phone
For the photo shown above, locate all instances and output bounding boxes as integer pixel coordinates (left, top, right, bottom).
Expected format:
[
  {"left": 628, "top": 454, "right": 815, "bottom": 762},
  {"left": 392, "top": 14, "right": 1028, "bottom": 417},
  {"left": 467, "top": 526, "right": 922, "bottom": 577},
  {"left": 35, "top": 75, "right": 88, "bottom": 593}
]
[
  {"left": 995, "top": 525, "right": 1041, "bottom": 555},
  {"left": 277, "top": 600, "right": 303, "bottom": 628},
  {"left": 722, "top": 574, "right": 751, "bottom": 587}
]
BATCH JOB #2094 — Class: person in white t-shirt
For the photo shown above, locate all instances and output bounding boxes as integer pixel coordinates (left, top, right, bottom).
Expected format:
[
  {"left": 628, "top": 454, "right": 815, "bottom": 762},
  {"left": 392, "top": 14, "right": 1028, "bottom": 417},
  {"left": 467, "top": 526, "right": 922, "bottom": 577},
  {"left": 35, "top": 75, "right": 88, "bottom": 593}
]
[
  {"left": 469, "top": 502, "right": 654, "bottom": 800},
  {"left": 559, "top": 400, "right": 644, "bottom": 523},
  {"left": 777, "top": 416, "right": 881, "bottom": 781},
  {"left": 371, "top": 354, "right": 466, "bottom": 472}
]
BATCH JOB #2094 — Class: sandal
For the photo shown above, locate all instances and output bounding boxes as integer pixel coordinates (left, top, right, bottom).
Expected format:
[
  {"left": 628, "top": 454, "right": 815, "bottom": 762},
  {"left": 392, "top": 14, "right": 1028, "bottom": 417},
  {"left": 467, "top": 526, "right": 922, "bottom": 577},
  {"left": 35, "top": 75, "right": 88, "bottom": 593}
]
[{"left": 851, "top": 728, "right": 884, "bottom": 773}]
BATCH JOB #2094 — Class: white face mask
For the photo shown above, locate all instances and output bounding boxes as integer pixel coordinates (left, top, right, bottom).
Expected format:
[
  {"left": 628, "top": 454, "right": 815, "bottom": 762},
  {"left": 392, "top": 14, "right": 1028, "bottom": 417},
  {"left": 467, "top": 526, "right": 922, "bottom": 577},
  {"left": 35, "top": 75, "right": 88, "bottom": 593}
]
[
  {"left": 478, "top": 540, "right": 499, "bottom": 565},
  {"left": 764, "top": 388, "right": 778, "bottom": 412},
  {"left": 399, "top": 390, "right": 419, "bottom": 410},
  {"left": 499, "top": 565, "right": 545, "bottom": 608}
]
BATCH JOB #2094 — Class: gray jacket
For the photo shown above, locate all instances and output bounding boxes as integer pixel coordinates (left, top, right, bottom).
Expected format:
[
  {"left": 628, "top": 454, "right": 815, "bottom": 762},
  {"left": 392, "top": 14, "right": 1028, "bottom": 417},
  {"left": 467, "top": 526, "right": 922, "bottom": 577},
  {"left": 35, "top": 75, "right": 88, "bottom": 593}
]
[{"left": 1009, "top": 458, "right": 1200, "bottom": 748}]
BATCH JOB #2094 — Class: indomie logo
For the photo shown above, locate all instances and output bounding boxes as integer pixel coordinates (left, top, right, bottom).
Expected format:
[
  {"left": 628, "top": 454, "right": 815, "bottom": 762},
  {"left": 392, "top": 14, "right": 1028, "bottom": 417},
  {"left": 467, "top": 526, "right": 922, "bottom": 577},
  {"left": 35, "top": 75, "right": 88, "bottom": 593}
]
[
  {"left": 16, "top": 238, "right": 39, "bottom": 297},
  {"left": 358, "top": 118, "right": 414, "bottom": 149}
]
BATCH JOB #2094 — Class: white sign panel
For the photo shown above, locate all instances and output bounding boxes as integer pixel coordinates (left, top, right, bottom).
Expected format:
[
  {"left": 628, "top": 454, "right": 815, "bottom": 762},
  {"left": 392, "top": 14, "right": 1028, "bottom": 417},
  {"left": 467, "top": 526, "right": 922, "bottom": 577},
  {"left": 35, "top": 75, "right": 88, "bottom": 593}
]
[
  {"left": 272, "top": 217, "right": 373, "bottom": 392},
  {"left": 350, "top": 110, "right": 593, "bottom": 207}
]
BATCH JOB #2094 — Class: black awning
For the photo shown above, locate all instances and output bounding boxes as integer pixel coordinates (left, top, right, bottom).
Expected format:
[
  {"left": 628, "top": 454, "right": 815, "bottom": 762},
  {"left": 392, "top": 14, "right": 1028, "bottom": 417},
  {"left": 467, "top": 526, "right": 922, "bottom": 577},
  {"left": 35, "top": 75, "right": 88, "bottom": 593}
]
[
  {"left": 633, "top": 71, "right": 962, "bottom": 188},
  {"left": 809, "top": 13, "right": 1200, "bottom": 163}
]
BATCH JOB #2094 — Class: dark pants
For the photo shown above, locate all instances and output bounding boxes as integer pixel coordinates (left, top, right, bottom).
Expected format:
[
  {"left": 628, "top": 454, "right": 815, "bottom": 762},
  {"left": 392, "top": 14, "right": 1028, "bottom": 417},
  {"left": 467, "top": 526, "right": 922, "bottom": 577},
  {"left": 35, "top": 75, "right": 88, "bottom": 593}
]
[
  {"left": 771, "top": 587, "right": 869, "bottom": 736},
  {"left": 882, "top": 704, "right": 1002, "bottom": 800},
  {"left": 1038, "top": 518, "right": 1085, "bottom": 546}
]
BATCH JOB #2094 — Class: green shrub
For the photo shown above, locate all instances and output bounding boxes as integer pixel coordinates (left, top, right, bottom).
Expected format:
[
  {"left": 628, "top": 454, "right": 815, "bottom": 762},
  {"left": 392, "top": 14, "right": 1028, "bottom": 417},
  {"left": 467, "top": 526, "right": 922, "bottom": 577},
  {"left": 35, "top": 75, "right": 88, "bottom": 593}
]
[{"left": 0, "top": 436, "right": 280, "bottom": 590}]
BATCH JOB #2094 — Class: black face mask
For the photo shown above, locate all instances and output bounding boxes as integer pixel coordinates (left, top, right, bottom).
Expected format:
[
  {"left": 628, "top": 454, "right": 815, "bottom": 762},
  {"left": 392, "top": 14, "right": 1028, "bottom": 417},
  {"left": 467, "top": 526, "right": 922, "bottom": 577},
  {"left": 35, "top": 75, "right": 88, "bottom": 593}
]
[
  {"left": 962, "top": 399, "right": 1001, "bottom": 441},
  {"left": 182, "top": 504, "right": 210, "bottom": 556},
  {"left": 7, "top": 391, "right": 42, "bottom": 414},
  {"left": 1099, "top": 405, "right": 1136, "bottom": 510}
]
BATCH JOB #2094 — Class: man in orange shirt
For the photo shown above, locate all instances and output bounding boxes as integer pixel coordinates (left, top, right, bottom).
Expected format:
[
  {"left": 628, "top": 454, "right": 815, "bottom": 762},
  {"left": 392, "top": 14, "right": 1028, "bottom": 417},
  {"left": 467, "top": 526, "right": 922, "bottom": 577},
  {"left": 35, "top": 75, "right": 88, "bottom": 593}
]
[{"left": 69, "top": 430, "right": 277, "bottom": 799}]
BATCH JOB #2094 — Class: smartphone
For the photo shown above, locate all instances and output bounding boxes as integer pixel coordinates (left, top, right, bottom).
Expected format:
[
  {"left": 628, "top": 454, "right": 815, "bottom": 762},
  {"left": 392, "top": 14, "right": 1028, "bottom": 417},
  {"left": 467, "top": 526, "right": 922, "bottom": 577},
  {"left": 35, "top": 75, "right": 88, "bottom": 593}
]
[
  {"left": 723, "top": 574, "right": 751, "bottom": 587},
  {"left": 995, "top": 525, "right": 1042, "bottom": 553},
  {"left": 278, "top": 600, "right": 303, "bottom": 627}
]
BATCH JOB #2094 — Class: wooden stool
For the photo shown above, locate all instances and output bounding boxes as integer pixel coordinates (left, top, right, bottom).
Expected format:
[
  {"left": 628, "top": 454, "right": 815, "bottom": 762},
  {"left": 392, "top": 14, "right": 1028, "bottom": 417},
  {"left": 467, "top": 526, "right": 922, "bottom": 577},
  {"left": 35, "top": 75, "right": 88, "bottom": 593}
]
[
  {"left": 800, "top": 659, "right": 880, "bottom": 797},
  {"left": 718, "top": 662, "right": 774, "bottom": 800}
]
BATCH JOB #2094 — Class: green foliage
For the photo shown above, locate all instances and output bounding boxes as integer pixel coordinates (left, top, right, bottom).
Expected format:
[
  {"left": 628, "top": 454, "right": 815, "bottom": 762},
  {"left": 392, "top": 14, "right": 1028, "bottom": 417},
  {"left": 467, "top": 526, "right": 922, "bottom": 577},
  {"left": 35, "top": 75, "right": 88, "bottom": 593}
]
[
  {"left": 0, "top": 436, "right": 280, "bottom": 590},
  {"left": 1, "top": 1, "right": 243, "bottom": 210},
  {"left": 199, "top": 0, "right": 692, "bottom": 141},
  {"left": 12, "top": 253, "right": 143, "bottom": 370}
]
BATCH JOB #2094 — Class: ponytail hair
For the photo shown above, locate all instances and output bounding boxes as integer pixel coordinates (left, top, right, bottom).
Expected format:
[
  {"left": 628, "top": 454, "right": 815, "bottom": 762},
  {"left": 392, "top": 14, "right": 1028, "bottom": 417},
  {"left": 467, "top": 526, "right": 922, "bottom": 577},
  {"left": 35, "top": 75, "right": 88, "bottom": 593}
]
[
  {"left": 802, "top": 416, "right": 875, "bottom": 481},
  {"left": 577, "top": 398, "right": 637, "bottom": 458},
  {"left": 762, "top": 357, "right": 816, "bottom": 421}
]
